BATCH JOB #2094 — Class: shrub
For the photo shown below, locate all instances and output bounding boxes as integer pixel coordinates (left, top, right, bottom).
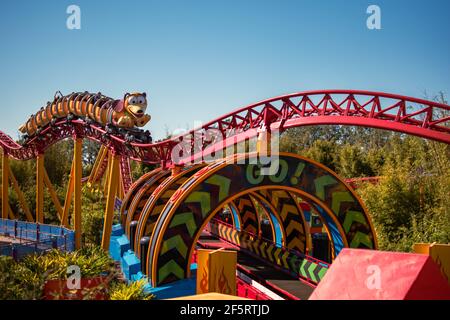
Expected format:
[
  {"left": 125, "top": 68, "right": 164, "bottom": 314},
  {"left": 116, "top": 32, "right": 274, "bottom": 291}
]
[
  {"left": 109, "top": 279, "right": 154, "bottom": 300},
  {"left": 0, "top": 256, "right": 43, "bottom": 300},
  {"left": 22, "top": 246, "right": 116, "bottom": 280}
]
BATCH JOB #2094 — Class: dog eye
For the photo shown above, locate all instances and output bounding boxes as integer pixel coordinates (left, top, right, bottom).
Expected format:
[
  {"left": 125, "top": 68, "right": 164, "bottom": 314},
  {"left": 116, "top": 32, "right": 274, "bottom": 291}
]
[
  {"left": 138, "top": 97, "right": 145, "bottom": 104},
  {"left": 128, "top": 97, "right": 137, "bottom": 104}
]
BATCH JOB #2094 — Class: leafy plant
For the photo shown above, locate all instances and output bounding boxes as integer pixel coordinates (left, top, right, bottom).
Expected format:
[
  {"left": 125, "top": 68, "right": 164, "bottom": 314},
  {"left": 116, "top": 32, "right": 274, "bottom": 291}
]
[
  {"left": 81, "top": 191, "right": 106, "bottom": 245},
  {"left": 22, "top": 247, "right": 116, "bottom": 280},
  {"left": 0, "top": 256, "right": 44, "bottom": 300},
  {"left": 109, "top": 279, "right": 154, "bottom": 300}
]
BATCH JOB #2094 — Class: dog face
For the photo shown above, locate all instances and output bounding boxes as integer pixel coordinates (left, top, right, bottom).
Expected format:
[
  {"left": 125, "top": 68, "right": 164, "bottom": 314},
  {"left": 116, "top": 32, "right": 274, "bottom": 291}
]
[{"left": 124, "top": 92, "right": 148, "bottom": 118}]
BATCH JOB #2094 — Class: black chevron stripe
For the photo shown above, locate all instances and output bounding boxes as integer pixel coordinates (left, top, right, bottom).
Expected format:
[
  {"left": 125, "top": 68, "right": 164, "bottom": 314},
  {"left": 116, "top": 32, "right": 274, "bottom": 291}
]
[
  {"left": 302, "top": 260, "right": 312, "bottom": 280},
  {"left": 237, "top": 194, "right": 259, "bottom": 235},
  {"left": 266, "top": 244, "right": 275, "bottom": 262},
  {"left": 313, "top": 264, "right": 323, "bottom": 281},
  {"left": 257, "top": 190, "right": 307, "bottom": 253}
]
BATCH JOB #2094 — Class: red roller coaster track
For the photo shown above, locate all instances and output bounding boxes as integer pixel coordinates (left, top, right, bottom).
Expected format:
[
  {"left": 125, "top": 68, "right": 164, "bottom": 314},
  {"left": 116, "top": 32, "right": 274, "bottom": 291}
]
[{"left": 0, "top": 90, "right": 449, "bottom": 168}]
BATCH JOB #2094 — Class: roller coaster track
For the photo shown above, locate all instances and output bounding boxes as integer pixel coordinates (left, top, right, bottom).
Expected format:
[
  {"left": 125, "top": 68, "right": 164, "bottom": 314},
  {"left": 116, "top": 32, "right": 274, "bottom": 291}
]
[
  {"left": 119, "top": 156, "right": 133, "bottom": 193},
  {"left": 0, "top": 90, "right": 449, "bottom": 167},
  {"left": 1, "top": 89, "right": 449, "bottom": 273}
]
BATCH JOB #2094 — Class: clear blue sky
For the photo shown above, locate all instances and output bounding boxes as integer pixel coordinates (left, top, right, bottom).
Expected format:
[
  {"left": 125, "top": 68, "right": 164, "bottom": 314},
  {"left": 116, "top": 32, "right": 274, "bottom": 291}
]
[{"left": 0, "top": 0, "right": 449, "bottom": 140}]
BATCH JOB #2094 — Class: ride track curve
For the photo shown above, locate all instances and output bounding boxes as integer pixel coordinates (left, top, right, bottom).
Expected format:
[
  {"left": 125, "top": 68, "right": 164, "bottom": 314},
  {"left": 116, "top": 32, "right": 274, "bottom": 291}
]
[{"left": 0, "top": 90, "right": 449, "bottom": 168}]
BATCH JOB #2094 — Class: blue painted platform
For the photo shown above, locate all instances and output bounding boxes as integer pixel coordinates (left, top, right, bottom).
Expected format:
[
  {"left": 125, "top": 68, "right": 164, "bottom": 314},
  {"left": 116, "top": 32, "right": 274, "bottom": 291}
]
[{"left": 108, "top": 223, "right": 197, "bottom": 299}]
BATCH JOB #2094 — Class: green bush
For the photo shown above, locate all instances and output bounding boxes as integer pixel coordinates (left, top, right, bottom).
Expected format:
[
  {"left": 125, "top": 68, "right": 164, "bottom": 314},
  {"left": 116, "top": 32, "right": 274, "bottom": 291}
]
[
  {"left": 0, "top": 246, "right": 119, "bottom": 300},
  {"left": 109, "top": 279, "right": 154, "bottom": 300},
  {"left": 0, "top": 256, "right": 43, "bottom": 300},
  {"left": 358, "top": 161, "right": 450, "bottom": 252},
  {"left": 81, "top": 190, "right": 106, "bottom": 245},
  {"left": 22, "top": 246, "right": 116, "bottom": 280}
]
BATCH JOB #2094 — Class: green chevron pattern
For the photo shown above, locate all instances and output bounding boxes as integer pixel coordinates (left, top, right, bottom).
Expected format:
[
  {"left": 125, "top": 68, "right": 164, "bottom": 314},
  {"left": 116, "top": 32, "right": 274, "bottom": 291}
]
[
  {"left": 350, "top": 231, "right": 374, "bottom": 249},
  {"left": 205, "top": 175, "right": 231, "bottom": 202},
  {"left": 343, "top": 210, "right": 368, "bottom": 233},
  {"left": 169, "top": 212, "right": 197, "bottom": 237},
  {"left": 140, "top": 172, "right": 193, "bottom": 243},
  {"left": 314, "top": 175, "right": 337, "bottom": 200},
  {"left": 186, "top": 192, "right": 211, "bottom": 217},
  {"left": 331, "top": 191, "right": 354, "bottom": 214},
  {"left": 161, "top": 235, "right": 188, "bottom": 256},
  {"left": 158, "top": 260, "right": 185, "bottom": 283},
  {"left": 151, "top": 154, "right": 375, "bottom": 286}
]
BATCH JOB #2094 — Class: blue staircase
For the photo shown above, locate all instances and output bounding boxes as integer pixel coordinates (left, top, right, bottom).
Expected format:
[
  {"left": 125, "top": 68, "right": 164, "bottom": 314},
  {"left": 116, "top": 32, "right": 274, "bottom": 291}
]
[{"left": 108, "top": 224, "right": 196, "bottom": 299}]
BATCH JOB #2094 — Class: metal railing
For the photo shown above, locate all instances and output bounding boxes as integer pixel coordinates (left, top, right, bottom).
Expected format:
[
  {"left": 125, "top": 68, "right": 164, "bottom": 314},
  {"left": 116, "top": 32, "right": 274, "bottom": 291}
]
[
  {"left": 0, "top": 218, "right": 75, "bottom": 260},
  {"left": 207, "top": 218, "right": 330, "bottom": 286},
  {"left": 209, "top": 217, "right": 329, "bottom": 268}
]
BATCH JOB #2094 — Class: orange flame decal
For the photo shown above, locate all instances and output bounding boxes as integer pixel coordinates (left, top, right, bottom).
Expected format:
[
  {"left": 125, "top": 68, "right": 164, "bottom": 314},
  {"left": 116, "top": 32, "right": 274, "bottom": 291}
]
[
  {"left": 200, "top": 266, "right": 208, "bottom": 293},
  {"left": 217, "top": 266, "right": 232, "bottom": 294}
]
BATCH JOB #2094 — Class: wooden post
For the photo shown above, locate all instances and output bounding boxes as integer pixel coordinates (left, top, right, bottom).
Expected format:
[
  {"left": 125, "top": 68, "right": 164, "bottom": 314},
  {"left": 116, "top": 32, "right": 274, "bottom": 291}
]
[
  {"left": 2, "top": 152, "right": 9, "bottom": 219},
  {"left": 73, "top": 138, "right": 83, "bottom": 249},
  {"left": 0, "top": 188, "right": 16, "bottom": 220},
  {"left": 88, "top": 145, "right": 107, "bottom": 186},
  {"left": 101, "top": 152, "right": 120, "bottom": 251},
  {"left": 117, "top": 169, "right": 124, "bottom": 200},
  {"left": 103, "top": 151, "right": 112, "bottom": 195},
  {"left": 36, "top": 154, "right": 44, "bottom": 223},
  {"left": 61, "top": 163, "right": 74, "bottom": 227},
  {"left": 44, "top": 169, "right": 63, "bottom": 221},
  {"left": 9, "top": 168, "right": 33, "bottom": 222}
]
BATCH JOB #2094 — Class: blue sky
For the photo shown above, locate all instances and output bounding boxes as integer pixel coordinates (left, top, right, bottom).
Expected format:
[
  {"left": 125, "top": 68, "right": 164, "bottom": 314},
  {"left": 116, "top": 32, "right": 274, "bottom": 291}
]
[{"left": 0, "top": 0, "right": 449, "bottom": 140}]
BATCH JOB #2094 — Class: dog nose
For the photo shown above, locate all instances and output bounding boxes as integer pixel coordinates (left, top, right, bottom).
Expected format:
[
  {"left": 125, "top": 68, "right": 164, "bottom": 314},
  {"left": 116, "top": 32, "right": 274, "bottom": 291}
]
[{"left": 137, "top": 110, "right": 143, "bottom": 114}]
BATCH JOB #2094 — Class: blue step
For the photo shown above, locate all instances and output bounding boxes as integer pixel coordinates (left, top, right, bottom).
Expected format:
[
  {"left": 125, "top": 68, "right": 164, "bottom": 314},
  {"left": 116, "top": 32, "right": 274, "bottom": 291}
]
[
  {"left": 121, "top": 250, "right": 141, "bottom": 281},
  {"left": 112, "top": 224, "right": 124, "bottom": 236},
  {"left": 130, "top": 271, "right": 146, "bottom": 282},
  {"left": 109, "top": 234, "right": 130, "bottom": 262},
  {"left": 145, "top": 263, "right": 198, "bottom": 299},
  {"left": 147, "top": 277, "right": 196, "bottom": 300}
]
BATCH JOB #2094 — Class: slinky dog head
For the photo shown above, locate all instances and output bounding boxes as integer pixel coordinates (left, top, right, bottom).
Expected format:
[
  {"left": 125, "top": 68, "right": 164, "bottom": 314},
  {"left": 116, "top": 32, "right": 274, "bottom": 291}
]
[{"left": 123, "top": 92, "right": 148, "bottom": 118}]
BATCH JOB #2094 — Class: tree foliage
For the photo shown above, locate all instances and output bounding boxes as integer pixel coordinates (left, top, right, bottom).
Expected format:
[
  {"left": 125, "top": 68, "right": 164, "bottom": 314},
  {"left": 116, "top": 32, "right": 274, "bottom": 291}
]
[{"left": 279, "top": 94, "right": 450, "bottom": 252}]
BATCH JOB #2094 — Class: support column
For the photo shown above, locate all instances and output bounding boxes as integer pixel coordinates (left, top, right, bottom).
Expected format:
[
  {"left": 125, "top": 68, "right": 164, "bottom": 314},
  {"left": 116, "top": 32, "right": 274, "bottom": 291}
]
[
  {"left": 36, "top": 154, "right": 44, "bottom": 223},
  {"left": 101, "top": 152, "right": 120, "bottom": 251},
  {"left": 88, "top": 145, "right": 107, "bottom": 186},
  {"left": 73, "top": 138, "right": 83, "bottom": 249},
  {"left": 61, "top": 163, "right": 74, "bottom": 227},
  {"left": 2, "top": 152, "right": 9, "bottom": 219},
  {"left": 44, "top": 169, "right": 63, "bottom": 221},
  {"left": 103, "top": 151, "right": 112, "bottom": 195},
  {"left": 256, "top": 129, "right": 272, "bottom": 156},
  {"left": 117, "top": 169, "right": 124, "bottom": 200},
  {"left": 9, "top": 168, "right": 33, "bottom": 222}
]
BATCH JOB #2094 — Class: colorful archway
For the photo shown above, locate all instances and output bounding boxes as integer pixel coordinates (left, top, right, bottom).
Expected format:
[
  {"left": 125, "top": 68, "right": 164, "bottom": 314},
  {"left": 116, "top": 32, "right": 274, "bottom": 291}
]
[
  {"left": 124, "top": 170, "right": 170, "bottom": 236},
  {"left": 120, "top": 168, "right": 162, "bottom": 225},
  {"left": 247, "top": 192, "right": 286, "bottom": 246},
  {"left": 134, "top": 164, "right": 206, "bottom": 257},
  {"left": 147, "top": 152, "right": 377, "bottom": 286}
]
